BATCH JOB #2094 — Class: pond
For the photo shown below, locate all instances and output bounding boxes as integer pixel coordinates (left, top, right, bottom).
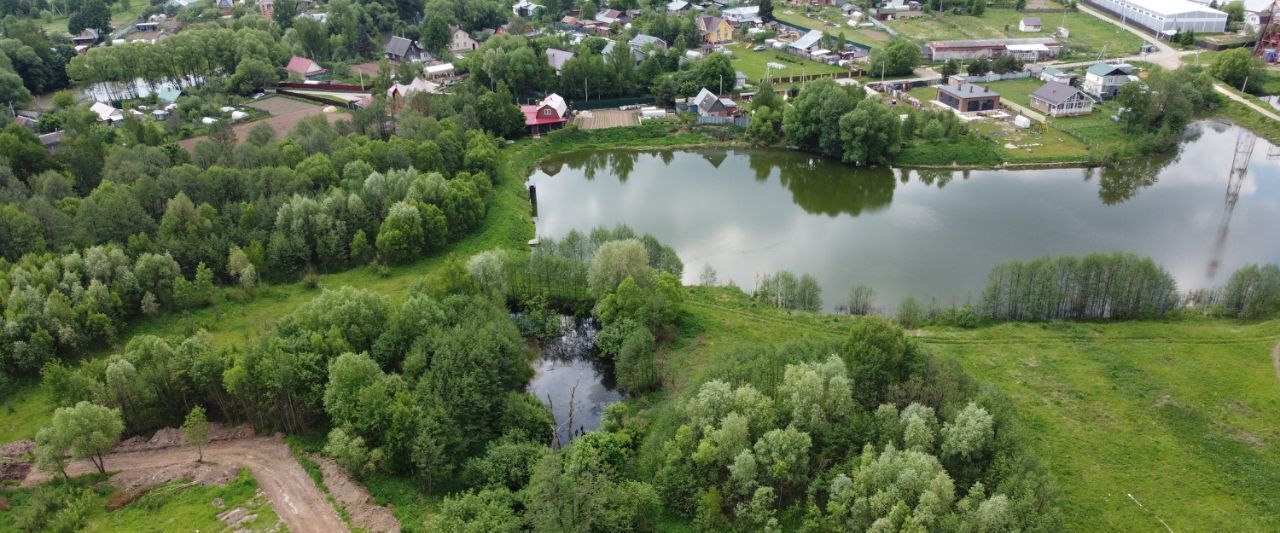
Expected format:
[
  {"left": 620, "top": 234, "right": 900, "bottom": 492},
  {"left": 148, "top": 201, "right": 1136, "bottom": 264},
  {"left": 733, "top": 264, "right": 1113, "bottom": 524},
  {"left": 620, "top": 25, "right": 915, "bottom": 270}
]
[
  {"left": 525, "top": 318, "right": 622, "bottom": 447},
  {"left": 528, "top": 122, "right": 1280, "bottom": 312}
]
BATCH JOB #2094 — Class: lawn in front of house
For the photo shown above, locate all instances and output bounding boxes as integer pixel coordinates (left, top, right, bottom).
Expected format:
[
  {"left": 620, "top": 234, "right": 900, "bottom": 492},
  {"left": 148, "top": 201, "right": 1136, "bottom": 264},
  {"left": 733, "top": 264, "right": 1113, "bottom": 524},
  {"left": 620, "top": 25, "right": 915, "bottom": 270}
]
[
  {"left": 773, "top": 7, "right": 894, "bottom": 47},
  {"left": 726, "top": 43, "right": 847, "bottom": 83}
]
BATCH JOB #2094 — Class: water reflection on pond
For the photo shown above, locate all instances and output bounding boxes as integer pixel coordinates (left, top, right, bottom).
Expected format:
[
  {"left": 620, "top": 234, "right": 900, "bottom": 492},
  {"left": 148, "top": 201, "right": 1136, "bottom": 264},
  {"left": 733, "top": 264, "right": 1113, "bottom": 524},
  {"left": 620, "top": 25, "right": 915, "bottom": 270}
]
[
  {"left": 525, "top": 318, "right": 622, "bottom": 447},
  {"left": 530, "top": 122, "right": 1280, "bottom": 311}
]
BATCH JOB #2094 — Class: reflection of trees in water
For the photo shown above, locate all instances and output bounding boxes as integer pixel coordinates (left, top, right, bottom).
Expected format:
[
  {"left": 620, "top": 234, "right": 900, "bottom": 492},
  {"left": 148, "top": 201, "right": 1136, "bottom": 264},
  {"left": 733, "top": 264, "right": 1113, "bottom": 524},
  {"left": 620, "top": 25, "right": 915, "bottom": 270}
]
[
  {"left": 700, "top": 150, "right": 728, "bottom": 169},
  {"left": 553, "top": 150, "right": 640, "bottom": 182},
  {"left": 756, "top": 152, "right": 897, "bottom": 217},
  {"left": 912, "top": 169, "right": 970, "bottom": 189},
  {"left": 1095, "top": 150, "right": 1178, "bottom": 205}
]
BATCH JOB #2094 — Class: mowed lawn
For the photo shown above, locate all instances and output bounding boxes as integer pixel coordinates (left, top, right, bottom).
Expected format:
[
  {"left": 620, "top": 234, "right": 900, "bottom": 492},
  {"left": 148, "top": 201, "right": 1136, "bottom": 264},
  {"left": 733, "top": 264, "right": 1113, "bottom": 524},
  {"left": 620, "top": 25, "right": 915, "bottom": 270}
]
[
  {"left": 726, "top": 43, "right": 846, "bottom": 83},
  {"left": 889, "top": 9, "right": 1145, "bottom": 57},
  {"left": 928, "top": 320, "right": 1280, "bottom": 531}
]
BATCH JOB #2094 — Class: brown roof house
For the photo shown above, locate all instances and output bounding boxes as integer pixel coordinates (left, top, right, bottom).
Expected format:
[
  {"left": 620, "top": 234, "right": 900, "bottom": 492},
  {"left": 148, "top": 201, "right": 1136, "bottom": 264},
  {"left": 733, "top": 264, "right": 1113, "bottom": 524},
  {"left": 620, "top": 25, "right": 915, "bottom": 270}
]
[
  {"left": 936, "top": 83, "right": 1000, "bottom": 114},
  {"left": 1029, "top": 81, "right": 1094, "bottom": 117},
  {"left": 692, "top": 88, "right": 738, "bottom": 117},
  {"left": 285, "top": 56, "right": 327, "bottom": 78}
]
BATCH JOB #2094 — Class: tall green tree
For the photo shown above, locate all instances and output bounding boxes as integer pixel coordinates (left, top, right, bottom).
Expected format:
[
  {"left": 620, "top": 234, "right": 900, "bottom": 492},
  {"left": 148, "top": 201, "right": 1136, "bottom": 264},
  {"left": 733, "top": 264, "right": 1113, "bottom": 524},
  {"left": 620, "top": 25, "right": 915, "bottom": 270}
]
[
  {"left": 183, "top": 406, "right": 210, "bottom": 461},
  {"left": 35, "top": 401, "right": 124, "bottom": 478},
  {"left": 837, "top": 98, "right": 902, "bottom": 167}
]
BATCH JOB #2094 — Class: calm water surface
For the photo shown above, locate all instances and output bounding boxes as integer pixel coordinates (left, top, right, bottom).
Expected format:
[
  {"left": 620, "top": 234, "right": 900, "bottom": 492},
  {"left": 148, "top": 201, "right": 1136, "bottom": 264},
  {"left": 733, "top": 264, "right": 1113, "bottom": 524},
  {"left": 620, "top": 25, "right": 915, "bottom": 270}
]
[
  {"left": 525, "top": 318, "right": 621, "bottom": 447},
  {"left": 529, "top": 122, "right": 1280, "bottom": 311}
]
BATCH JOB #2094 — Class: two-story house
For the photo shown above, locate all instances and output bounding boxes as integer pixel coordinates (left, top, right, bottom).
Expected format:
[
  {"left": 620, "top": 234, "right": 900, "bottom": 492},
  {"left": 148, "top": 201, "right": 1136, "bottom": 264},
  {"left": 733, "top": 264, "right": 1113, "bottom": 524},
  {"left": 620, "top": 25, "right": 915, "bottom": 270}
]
[
  {"left": 696, "top": 15, "right": 734, "bottom": 45},
  {"left": 1082, "top": 62, "right": 1134, "bottom": 99}
]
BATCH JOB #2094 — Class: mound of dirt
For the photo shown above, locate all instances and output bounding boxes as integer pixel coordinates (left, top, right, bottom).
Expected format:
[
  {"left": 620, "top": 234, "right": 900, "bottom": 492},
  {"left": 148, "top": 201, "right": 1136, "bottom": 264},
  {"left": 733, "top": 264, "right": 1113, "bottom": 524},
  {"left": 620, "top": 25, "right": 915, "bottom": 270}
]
[
  {"left": 0, "top": 440, "right": 35, "bottom": 460},
  {"left": 109, "top": 461, "right": 239, "bottom": 493},
  {"left": 314, "top": 456, "right": 401, "bottom": 533},
  {"left": 113, "top": 423, "right": 256, "bottom": 454}
]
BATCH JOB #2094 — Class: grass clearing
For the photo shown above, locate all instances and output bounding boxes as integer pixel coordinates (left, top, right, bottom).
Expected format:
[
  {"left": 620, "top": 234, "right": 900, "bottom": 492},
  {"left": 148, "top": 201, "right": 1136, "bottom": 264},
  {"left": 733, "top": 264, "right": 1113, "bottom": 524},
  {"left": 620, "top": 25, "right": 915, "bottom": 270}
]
[
  {"left": 888, "top": 9, "right": 1145, "bottom": 59},
  {"left": 726, "top": 43, "right": 846, "bottom": 83},
  {"left": 636, "top": 287, "right": 1280, "bottom": 531},
  {"left": 774, "top": 7, "right": 892, "bottom": 47}
]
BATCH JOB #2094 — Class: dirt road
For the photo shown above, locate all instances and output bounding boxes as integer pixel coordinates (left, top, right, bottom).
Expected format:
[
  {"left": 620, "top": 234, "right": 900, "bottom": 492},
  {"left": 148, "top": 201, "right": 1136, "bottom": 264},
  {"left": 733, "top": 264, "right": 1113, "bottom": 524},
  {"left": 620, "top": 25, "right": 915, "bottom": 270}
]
[
  {"left": 23, "top": 435, "right": 347, "bottom": 533},
  {"left": 1214, "top": 84, "right": 1280, "bottom": 121}
]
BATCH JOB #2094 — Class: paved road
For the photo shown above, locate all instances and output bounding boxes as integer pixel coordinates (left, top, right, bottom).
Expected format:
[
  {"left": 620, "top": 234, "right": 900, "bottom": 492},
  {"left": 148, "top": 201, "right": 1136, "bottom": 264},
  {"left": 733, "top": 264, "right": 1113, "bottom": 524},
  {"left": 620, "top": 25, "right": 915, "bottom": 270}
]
[{"left": 24, "top": 435, "right": 348, "bottom": 533}]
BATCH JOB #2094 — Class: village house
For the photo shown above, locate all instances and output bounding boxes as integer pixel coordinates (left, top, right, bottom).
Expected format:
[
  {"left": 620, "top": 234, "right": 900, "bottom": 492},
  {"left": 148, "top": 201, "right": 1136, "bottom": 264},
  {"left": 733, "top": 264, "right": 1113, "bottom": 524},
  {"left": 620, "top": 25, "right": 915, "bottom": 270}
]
[
  {"left": 1082, "top": 62, "right": 1134, "bottom": 99},
  {"left": 385, "top": 36, "right": 427, "bottom": 62},
  {"left": 595, "top": 8, "right": 626, "bottom": 25},
  {"left": 1030, "top": 81, "right": 1094, "bottom": 116},
  {"left": 629, "top": 34, "right": 668, "bottom": 62},
  {"left": 423, "top": 62, "right": 455, "bottom": 79},
  {"left": 1038, "top": 66, "right": 1077, "bottom": 85},
  {"left": 667, "top": 0, "right": 692, "bottom": 12},
  {"left": 924, "top": 38, "right": 1061, "bottom": 61},
  {"left": 449, "top": 26, "right": 479, "bottom": 53},
  {"left": 72, "top": 28, "right": 100, "bottom": 46},
  {"left": 387, "top": 78, "right": 440, "bottom": 108},
  {"left": 1019, "top": 17, "right": 1042, "bottom": 31},
  {"left": 788, "top": 29, "right": 825, "bottom": 55},
  {"left": 258, "top": 0, "right": 273, "bottom": 19},
  {"left": 936, "top": 83, "right": 1000, "bottom": 114},
  {"left": 285, "top": 56, "right": 327, "bottom": 78},
  {"left": 512, "top": 0, "right": 543, "bottom": 18},
  {"left": 546, "top": 48, "right": 575, "bottom": 74},
  {"left": 521, "top": 93, "right": 570, "bottom": 135},
  {"left": 1241, "top": 0, "right": 1276, "bottom": 32},
  {"left": 697, "top": 15, "right": 735, "bottom": 44},
  {"left": 90, "top": 102, "right": 124, "bottom": 124},
  {"left": 692, "top": 87, "right": 738, "bottom": 117},
  {"left": 723, "top": 6, "right": 762, "bottom": 25}
]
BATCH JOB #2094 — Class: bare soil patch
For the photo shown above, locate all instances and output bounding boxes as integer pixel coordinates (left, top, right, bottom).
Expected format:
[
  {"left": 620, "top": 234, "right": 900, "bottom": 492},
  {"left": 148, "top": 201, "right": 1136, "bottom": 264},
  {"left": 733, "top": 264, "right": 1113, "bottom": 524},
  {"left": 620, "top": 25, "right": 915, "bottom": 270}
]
[
  {"left": 314, "top": 456, "right": 401, "bottom": 533},
  {"left": 574, "top": 109, "right": 639, "bottom": 130},
  {"left": 178, "top": 96, "right": 348, "bottom": 151},
  {"left": 22, "top": 428, "right": 346, "bottom": 533}
]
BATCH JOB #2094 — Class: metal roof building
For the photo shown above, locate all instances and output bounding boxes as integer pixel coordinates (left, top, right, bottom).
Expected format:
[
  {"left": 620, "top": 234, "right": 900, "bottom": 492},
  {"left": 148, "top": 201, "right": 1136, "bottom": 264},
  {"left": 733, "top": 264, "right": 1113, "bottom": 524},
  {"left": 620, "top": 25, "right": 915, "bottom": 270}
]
[{"left": 1085, "top": 0, "right": 1226, "bottom": 34}]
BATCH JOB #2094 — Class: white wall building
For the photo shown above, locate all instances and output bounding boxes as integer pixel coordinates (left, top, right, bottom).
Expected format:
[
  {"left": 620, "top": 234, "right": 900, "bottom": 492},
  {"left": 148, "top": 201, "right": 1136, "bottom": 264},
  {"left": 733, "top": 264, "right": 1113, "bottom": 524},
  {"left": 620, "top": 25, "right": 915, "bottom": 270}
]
[{"left": 1087, "top": 0, "right": 1227, "bottom": 34}]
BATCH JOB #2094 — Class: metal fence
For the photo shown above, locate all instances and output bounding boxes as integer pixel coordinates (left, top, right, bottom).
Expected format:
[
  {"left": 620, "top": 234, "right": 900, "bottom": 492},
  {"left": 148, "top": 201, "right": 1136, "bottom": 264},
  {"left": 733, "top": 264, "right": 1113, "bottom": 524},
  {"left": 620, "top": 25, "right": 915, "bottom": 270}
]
[{"left": 696, "top": 116, "right": 751, "bottom": 127}]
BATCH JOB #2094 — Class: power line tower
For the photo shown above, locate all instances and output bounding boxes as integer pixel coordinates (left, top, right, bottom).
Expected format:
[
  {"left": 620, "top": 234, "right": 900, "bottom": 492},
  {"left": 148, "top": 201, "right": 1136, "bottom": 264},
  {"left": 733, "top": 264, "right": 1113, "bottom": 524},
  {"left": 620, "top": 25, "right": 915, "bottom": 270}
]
[
  {"left": 1254, "top": 2, "right": 1280, "bottom": 61},
  {"left": 1206, "top": 128, "right": 1256, "bottom": 281}
]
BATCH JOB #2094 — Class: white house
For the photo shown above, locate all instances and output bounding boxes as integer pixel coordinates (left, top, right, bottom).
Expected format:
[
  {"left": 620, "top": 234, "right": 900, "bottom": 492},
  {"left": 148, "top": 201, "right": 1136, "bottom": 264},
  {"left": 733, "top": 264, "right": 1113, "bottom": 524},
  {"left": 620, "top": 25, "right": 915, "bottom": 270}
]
[
  {"left": 1030, "top": 82, "right": 1094, "bottom": 116},
  {"left": 1239, "top": 0, "right": 1277, "bottom": 31},
  {"left": 1083, "top": 62, "right": 1135, "bottom": 99},
  {"left": 1019, "top": 17, "right": 1042, "bottom": 31},
  {"left": 512, "top": 0, "right": 543, "bottom": 17},
  {"left": 449, "top": 26, "right": 479, "bottom": 53},
  {"left": 1086, "top": 0, "right": 1226, "bottom": 34}
]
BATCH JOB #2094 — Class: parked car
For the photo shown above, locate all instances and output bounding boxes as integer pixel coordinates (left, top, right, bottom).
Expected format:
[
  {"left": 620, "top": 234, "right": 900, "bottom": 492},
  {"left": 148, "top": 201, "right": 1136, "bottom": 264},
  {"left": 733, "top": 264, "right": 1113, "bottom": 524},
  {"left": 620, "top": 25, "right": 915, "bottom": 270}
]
[{"left": 753, "top": 45, "right": 766, "bottom": 51}]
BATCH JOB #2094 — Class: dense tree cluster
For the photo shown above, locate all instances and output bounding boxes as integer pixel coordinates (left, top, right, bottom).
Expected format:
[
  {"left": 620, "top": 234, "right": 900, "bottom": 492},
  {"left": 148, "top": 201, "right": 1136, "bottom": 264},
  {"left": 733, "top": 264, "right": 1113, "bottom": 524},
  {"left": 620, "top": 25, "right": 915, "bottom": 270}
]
[
  {"left": 651, "top": 317, "right": 1057, "bottom": 531},
  {"left": 0, "top": 19, "right": 74, "bottom": 104},
  {"left": 1, "top": 111, "right": 500, "bottom": 385},
  {"left": 753, "top": 270, "right": 822, "bottom": 311},
  {"left": 66, "top": 27, "right": 290, "bottom": 100},
  {"left": 1115, "top": 66, "right": 1219, "bottom": 154},
  {"left": 978, "top": 253, "right": 1179, "bottom": 321},
  {"left": 1220, "top": 263, "right": 1280, "bottom": 319}
]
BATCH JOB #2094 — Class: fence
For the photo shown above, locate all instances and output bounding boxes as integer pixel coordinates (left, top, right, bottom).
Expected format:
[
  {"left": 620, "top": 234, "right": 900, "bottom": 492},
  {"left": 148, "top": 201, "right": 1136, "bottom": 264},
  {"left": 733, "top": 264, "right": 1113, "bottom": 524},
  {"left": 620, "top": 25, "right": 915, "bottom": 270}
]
[
  {"left": 1000, "top": 100, "right": 1045, "bottom": 123},
  {"left": 696, "top": 116, "right": 751, "bottom": 127},
  {"left": 275, "top": 89, "right": 356, "bottom": 108},
  {"left": 278, "top": 81, "right": 373, "bottom": 92},
  {"left": 761, "top": 70, "right": 862, "bottom": 85},
  {"left": 565, "top": 96, "right": 657, "bottom": 110},
  {"left": 951, "top": 70, "right": 1033, "bottom": 84}
]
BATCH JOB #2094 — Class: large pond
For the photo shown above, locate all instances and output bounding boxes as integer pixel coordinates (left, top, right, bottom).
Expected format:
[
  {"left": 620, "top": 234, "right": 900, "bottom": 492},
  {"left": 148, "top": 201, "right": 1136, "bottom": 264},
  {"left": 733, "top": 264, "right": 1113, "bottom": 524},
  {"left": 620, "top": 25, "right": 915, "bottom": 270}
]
[
  {"left": 529, "top": 122, "right": 1280, "bottom": 311},
  {"left": 525, "top": 318, "right": 621, "bottom": 447}
]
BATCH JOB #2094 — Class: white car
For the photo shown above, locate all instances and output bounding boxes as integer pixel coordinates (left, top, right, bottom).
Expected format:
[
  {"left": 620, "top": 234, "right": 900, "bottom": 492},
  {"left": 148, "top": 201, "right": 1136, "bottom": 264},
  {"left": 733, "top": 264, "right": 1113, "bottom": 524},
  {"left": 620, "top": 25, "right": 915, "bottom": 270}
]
[{"left": 753, "top": 45, "right": 766, "bottom": 51}]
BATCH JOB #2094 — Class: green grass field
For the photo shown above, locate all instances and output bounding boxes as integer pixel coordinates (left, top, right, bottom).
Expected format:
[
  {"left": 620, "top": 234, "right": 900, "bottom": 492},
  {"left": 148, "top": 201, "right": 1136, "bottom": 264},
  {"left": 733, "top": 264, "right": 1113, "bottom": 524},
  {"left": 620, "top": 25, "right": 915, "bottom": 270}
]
[
  {"left": 636, "top": 287, "right": 1280, "bottom": 531},
  {"left": 726, "top": 43, "right": 846, "bottom": 83},
  {"left": 38, "top": 3, "right": 147, "bottom": 36},
  {"left": 888, "top": 9, "right": 1145, "bottom": 58}
]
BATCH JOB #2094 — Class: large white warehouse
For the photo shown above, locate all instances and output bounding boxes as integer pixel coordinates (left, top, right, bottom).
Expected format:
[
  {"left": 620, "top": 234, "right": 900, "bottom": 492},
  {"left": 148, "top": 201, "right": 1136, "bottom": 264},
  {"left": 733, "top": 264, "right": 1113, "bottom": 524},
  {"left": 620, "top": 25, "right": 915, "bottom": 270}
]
[{"left": 1085, "top": 0, "right": 1227, "bottom": 34}]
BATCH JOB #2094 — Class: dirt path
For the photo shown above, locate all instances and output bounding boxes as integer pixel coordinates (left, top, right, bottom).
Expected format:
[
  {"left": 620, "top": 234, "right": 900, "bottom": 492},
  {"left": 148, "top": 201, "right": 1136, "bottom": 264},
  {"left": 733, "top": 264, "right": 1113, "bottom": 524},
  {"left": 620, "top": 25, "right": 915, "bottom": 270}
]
[
  {"left": 313, "top": 455, "right": 401, "bottom": 532},
  {"left": 1272, "top": 341, "right": 1280, "bottom": 384},
  {"left": 1214, "top": 84, "right": 1280, "bottom": 121},
  {"left": 23, "top": 435, "right": 347, "bottom": 533}
]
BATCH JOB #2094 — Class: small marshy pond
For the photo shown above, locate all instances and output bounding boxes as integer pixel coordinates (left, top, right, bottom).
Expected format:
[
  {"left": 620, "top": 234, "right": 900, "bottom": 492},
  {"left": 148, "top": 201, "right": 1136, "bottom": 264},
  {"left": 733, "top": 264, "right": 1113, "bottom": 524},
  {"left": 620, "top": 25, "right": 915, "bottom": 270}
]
[{"left": 524, "top": 317, "right": 623, "bottom": 447}]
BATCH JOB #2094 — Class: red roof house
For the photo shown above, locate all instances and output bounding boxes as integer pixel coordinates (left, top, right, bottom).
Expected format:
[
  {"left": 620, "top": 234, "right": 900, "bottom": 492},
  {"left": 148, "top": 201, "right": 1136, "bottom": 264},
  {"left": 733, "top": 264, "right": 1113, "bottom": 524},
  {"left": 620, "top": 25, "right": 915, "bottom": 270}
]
[
  {"left": 285, "top": 56, "right": 327, "bottom": 79},
  {"left": 520, "top": 93, "right": 569, "bottom": 135}
]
